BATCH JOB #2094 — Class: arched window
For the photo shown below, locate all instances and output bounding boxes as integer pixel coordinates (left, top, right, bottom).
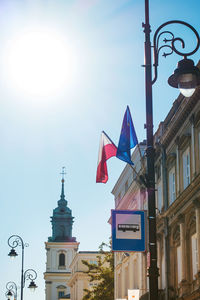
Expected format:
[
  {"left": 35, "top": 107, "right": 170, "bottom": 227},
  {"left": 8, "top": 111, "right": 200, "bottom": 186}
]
[{"left": 59, "top": 253, "right": 65, "bottom": 266}]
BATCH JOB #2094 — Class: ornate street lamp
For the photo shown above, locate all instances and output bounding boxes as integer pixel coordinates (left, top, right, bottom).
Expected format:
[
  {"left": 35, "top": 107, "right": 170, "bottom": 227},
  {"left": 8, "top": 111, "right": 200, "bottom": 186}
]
[
  {"left": 7, "top": 235, "right": 38, "bottom": 300},
  {"left": 5, "top": 281, "right": 17, "bottom": 300},
  {"left": 24, "top": 269, "right": 38, "bottom": 292},
  {"left": 142, "top": 1, "right": 200, "bottom": 300}
]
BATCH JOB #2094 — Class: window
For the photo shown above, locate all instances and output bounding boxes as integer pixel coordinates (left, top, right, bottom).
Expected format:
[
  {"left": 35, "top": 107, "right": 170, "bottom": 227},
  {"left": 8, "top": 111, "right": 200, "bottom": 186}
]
[
  {"left": 89, "top": 283, "right": 97, "bottom": 287},
  {"left": 191, "top": 233, "right": 198, "bottom": 279},
  {"left": 89, "top": 260, "right": 97, "bottom": 265},
  {"left": 182, "top": 148, "right": 190, "bottom": 189},
  {"left": 59, "top": 253, "right": 65, "bottom": 267},
  {"left": 169, "top": 167, "right": 176, "bottom": 205},
  {"left": 58, "top": 291, "right": 64, "bottom": 299}
]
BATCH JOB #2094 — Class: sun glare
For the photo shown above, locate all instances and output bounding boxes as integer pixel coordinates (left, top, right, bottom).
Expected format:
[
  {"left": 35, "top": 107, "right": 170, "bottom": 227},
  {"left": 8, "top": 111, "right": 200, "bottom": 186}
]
[{"left": 4, "top": 29, "right": 78, "bottom": 97}]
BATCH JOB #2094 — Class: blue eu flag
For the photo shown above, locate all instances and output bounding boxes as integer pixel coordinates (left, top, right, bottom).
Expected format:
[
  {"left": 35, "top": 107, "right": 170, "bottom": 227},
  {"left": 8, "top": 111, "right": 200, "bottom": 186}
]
[{"left": 116, "top": 106, "right": 138, "bottom": 165}]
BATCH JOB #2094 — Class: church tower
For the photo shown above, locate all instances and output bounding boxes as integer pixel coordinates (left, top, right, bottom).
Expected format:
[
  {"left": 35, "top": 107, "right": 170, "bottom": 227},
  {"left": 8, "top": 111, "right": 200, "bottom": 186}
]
[{"left": 44, "top": 168, "right": 79, "bottom": 300}]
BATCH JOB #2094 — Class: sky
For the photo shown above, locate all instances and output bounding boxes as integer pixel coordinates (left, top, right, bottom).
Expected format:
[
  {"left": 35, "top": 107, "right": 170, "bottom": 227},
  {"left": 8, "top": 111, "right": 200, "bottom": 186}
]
[{"left": 1, "top": 0, "right": 200, "bottom": 299}]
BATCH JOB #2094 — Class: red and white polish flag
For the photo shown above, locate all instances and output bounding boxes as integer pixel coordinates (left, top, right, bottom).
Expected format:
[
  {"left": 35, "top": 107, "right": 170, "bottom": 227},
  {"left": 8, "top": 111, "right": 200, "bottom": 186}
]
[{"left": 96, "top": 131, "right": 117, "bottom": 183}]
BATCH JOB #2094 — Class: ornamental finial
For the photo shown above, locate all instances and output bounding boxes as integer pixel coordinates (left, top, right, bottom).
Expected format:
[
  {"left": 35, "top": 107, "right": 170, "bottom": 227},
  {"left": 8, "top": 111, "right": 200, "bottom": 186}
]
[
  {"left": 60, "top": 167, "right": 66, "bottom": 202},
  {"left": 60, "top": 167, "right": 66, "bottom": 183}
]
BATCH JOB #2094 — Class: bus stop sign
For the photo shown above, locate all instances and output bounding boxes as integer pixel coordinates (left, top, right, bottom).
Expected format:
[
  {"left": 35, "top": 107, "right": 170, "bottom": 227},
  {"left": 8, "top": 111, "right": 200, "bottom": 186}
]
[{"left": 111, "top": 210, "right": 146, "bottom": 252}]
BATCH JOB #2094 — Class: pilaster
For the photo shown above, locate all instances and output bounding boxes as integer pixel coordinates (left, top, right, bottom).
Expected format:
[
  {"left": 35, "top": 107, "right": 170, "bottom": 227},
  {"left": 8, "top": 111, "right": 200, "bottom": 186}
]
[
  {"left": 178, "top": 214, "right": 189, "bottom": 296},
  {"left": 121, "top": 261, "right": 125, "bottom": 297},
  {"left": 190, "top": 114, "right": 196, "bottom": 178},
  {"left": 45, "top": 281, "right": 52, "bottom": 300},
  {"left": 193, "top": 199, "right": 200, "bottom": 272},
  {"left": 157, "top": 235, "right": 162, "bottom": 289},
  {"left": 129, "top": 254, "right": 134, "bottom": 289}
]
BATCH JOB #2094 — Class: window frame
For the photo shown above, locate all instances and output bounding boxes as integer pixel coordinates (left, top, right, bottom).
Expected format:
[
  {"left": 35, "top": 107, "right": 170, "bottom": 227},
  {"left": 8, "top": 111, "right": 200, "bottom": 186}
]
[
  {"left": 168, "top": 166, "right": 176, "bottom": 205},
  {"left": 182, "top": 147, "right": 191, "bottom": 189},
  {"left": 57, "top": 251, "right": 67, "bottom": 269},
  {"left": 59, "top": 253, "right": 65, "bottom": 267},
  {"left": 58, "top": 291, "right": 65, "bottom": 298}
]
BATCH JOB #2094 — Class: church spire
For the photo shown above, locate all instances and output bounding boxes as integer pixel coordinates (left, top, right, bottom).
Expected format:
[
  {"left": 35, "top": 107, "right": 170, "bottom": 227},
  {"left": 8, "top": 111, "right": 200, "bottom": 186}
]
[
  {"left": 48, "top": 167, "right": 75, "bottom": 242},
  {"left": 60, "top": 166, "right": 66, "bottom": 199},
  {"left": 58, "top": 167, "right": 67, "bottom": 207}
]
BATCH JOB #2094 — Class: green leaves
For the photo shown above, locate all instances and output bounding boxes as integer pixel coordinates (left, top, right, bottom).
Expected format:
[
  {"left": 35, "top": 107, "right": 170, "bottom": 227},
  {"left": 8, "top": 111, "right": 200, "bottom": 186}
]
[{"left": 82, "top": 240, "right": 114, "bottom": 300}]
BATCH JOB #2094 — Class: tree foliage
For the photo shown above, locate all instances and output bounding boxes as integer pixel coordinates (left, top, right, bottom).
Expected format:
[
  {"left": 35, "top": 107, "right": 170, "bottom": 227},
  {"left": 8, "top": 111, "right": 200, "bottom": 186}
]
[{"left": 82, "top": 241, "right": 114, "bottom": 300}]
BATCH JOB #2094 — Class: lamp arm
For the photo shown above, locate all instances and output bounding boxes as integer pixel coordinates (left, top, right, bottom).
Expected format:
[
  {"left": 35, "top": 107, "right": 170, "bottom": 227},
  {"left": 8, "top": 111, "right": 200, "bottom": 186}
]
[
  {"left": 8, "top": 235, "right": 25, "bottom": 249},
  {"left": 7, "top": 235, "right": 29, "bottom": 250},
  {"left": 23, "top": 269, "right": 37, "bottom": 286},
  {"left": 152, "top": 20, "right": 200, "bottom": 84}
]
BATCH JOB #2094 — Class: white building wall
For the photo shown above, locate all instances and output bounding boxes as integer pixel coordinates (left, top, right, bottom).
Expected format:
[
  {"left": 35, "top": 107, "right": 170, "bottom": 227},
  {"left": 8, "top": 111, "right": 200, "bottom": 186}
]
[{"left": 44, "top": 241, "right": 79, "bottom": 300}]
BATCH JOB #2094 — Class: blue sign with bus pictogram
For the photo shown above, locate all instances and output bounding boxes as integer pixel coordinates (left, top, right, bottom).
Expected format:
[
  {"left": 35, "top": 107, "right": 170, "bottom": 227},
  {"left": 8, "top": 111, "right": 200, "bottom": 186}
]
[{"left": 111, "top": 210, "right": 146, "bottom": 252}]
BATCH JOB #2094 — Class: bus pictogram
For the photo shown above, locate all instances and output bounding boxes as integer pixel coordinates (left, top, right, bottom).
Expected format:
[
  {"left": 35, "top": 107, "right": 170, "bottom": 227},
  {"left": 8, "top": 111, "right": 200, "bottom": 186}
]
[{"left": 118, "top": 223, "right": 140, "bottom": 232}]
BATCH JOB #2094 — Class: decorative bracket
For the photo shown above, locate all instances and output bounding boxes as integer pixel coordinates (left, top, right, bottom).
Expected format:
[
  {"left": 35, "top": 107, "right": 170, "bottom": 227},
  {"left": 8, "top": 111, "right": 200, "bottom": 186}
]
[{"left": 152, "top": 20, "right": 200, "bottom": 84}]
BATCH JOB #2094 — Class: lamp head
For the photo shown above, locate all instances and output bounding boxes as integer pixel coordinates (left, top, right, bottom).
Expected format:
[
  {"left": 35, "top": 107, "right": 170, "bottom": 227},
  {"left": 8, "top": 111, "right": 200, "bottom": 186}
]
[
  {"left": 28, "top": 280, "right": 38, "bottom": 292},
  {"left": 7, "top": 291, "right": 13, "bottom": 297},
  {"left": 8, "top": 248, "right": 18, "bottom": 259},
  {"left": 168, "top": 58, "right": 200, "bottom": 97}
]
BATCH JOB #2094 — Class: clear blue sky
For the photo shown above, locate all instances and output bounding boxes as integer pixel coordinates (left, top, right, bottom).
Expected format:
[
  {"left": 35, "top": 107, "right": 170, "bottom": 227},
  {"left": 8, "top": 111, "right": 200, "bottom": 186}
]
[{"left": 1, "top": 1, "right": 200, "bottom": 299}]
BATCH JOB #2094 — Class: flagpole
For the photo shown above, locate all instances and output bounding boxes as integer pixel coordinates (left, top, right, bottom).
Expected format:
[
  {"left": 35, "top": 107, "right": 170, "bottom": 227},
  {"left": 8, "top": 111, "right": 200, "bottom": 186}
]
[
  {"left": 129, "top": 164, "right": 146, "bottom": 188},
  {"left": 137, "top": 144, "right": 145, "bottom": 171},
  {"left": 129, "top": 164, "right": 141, "bottom": 181}
]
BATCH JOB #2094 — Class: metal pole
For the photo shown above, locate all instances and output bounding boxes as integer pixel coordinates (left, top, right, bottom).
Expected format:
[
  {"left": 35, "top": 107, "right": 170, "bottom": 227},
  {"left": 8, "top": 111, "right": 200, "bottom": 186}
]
[
  {"left": 143, "top": 0, "right": 158, "bottom": 299},
  {"left": 7, "top": 235, "right": 25, "bottom": 300},
  {"left": 21, "top": 242, "right": 24, "bottom": 300}
]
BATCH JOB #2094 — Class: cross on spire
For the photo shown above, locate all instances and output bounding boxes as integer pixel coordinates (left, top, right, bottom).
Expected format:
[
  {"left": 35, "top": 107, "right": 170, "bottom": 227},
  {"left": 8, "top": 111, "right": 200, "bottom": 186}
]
[
  {"left": 60, "top": 167, "right": 66, "bottom": 183},
  {"left": 59, "top": 167, "right": 67, "bottom": 203}
]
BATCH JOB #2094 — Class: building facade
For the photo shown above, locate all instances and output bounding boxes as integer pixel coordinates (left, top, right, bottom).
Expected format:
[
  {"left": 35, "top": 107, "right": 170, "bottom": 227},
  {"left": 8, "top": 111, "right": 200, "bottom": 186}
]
[
  {"left": 68, "top": 251, "right": 104, "bottom": 300},
  {"left": 111, "top": 142, "right": 148, "bottom": 299},
  {"left": 154, "top": 83, "right": 200, "bottom": 299},
  {"left": 111, "top": 66, "right": 200, "bottom": 300},
  {"left": 44, "top": 177, "right": 79, "bottom": 300}
]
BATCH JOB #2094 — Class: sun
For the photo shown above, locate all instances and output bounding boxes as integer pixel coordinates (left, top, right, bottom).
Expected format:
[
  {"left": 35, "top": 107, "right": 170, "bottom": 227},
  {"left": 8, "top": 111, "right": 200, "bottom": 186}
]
[{"left": 3, "top": 29, "right": 78, "bottom": 97}]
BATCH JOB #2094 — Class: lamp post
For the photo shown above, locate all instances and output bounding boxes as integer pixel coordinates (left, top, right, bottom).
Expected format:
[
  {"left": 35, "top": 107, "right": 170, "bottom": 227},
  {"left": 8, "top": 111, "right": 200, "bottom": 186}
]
[
  {"left": 5, "top": 281, "right": 17, "bottom": 300},
  {"left": 7, "top": 235, "right": 38, "bottom": 300},
  {"left": 142, "top": 1, "right": 200, "bottom": 299}
]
